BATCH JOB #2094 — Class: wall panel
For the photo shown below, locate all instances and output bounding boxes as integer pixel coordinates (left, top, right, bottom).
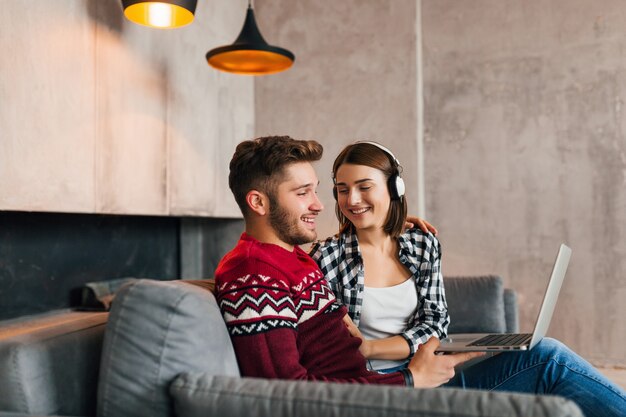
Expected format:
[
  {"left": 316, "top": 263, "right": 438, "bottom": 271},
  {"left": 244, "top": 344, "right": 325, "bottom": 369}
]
[
  {"left": 94, "top": 0, "right": 168, "bottom": 215},
  {"left": 168, "top": 0, "right": 253, "bottom": 217},
  {"left": 423, "top": 0, "right": 626, "bottom": 366},
  {"left": 0, "top": 1, "right": 95, "bottom": 212}
]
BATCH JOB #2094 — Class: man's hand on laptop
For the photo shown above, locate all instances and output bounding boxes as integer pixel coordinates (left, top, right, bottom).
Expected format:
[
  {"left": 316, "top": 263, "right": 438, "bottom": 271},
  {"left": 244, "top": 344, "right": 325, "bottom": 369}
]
[{"left": 407, "top": 337, "right": 485, "bottom": 388}]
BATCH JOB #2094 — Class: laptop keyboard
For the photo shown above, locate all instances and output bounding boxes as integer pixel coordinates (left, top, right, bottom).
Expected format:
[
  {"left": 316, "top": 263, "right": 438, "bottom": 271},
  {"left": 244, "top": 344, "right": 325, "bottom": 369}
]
[{"left": 468, "top": 333, "right": 533, "bottom": 347}]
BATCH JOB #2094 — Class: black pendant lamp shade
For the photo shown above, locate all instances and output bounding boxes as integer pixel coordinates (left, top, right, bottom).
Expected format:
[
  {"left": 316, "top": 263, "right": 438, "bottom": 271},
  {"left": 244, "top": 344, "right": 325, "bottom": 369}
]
[
  {"left": 122, "top": 0, "right": 197, "bottom": 28},
  {"left": 206, "top": 6, "right": 295, "bottom": 75}
]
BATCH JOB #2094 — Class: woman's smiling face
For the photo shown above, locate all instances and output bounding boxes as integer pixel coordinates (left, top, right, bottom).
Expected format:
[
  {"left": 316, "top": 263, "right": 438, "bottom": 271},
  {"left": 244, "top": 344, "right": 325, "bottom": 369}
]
[{"left": 334, "top": 163, "right": 391, "bottom": 232}]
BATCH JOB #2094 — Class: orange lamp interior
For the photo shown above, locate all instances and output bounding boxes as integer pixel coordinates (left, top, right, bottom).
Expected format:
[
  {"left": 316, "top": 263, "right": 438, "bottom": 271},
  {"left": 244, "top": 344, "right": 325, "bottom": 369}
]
[
  {"left": 208, "top": 50, "right": 294, "bottom": 75},
  {"left": 123, "top": 2, "right": 194, "bottom": 28}
]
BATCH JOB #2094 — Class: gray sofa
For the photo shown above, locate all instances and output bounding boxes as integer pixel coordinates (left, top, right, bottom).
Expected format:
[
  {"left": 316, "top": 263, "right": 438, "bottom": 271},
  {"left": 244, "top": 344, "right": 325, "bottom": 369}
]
[{"left": 0, "top": 276, "right": 584, "bottom": 417}]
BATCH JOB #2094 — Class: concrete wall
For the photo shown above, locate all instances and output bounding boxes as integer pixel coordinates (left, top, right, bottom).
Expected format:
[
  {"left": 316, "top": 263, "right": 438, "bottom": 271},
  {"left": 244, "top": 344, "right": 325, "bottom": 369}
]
[
  {"left": 257, "top": 0, "right": 625, "bottom": 366},
  {"left": 255, "top": 0, "right": 420, "bottom": 239},
  {"left": 0, "top": 0, "right": 252, "bottom": 217},
  {"left": 423, "top": 0, "right": 626, "bottom": 366}
]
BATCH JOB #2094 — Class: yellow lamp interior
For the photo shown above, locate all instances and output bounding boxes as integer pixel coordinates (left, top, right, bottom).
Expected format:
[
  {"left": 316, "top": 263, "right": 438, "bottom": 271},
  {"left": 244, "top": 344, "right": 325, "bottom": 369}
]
[
  {"left": 208, "top": 50, "right": 294, "bottom": 75},
  {"left": 124, "top": 2, "right": 194, "bottom": 28}
]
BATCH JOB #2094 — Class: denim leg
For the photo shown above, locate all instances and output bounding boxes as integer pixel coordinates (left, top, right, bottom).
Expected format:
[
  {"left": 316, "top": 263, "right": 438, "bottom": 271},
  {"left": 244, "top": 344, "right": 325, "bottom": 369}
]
[{"left": 444, "top": 338, "right": 626, "bottom": 417}]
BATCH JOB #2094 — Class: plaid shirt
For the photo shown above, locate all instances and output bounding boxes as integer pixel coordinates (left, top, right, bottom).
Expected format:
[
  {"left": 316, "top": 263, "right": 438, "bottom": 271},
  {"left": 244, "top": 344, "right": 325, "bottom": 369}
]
[{"left": 309, "top": 228, "right": 449, "bottom": 356}]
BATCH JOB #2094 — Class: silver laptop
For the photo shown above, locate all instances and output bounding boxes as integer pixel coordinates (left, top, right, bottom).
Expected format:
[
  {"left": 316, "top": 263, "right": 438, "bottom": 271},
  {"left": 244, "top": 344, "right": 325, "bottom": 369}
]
[{"left": 436, "top": 244, "right": 571, "bottom": 353}]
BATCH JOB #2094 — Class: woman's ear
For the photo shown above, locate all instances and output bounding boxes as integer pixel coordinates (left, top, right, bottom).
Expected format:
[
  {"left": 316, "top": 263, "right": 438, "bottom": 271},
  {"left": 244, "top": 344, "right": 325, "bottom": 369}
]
[{"left": 246, "top": 190, "right": 268, "bottom": 216}]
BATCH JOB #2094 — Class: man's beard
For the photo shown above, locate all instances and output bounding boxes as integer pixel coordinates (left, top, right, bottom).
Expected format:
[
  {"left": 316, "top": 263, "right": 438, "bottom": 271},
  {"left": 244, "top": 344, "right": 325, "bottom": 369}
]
[{"left": 268, "top": 197, "right": 316, "bottom": 247}]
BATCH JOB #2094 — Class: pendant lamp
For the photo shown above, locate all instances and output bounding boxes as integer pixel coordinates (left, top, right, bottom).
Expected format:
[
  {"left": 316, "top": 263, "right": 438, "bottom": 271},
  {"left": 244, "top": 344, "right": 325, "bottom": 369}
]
[
  {"left": 206, "top": 3, "right": 295, "bottom": 76},
  {"left": 121, "top": 0, "right": 197, "bottom": 29}
]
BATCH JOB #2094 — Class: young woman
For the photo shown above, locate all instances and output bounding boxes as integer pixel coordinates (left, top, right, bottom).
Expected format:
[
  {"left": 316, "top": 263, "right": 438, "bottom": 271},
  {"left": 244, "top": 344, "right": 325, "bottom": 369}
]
[
  {"left": 310, "top": 141, "right": 445, "bottom": 373},
  {"left": 310, "top": 141, "right": 626, "bottom": 417}
]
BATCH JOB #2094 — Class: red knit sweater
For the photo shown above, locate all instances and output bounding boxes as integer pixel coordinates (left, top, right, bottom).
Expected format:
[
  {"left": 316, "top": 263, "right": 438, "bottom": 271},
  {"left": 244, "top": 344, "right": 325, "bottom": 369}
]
[{"left": 215, "top": 233, "right": 407, "bottom": 385}]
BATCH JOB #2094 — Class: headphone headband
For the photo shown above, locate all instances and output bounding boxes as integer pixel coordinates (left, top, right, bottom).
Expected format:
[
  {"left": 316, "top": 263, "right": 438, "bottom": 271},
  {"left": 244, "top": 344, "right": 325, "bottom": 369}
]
[{"left": 355, "top": 141, "right": 401, "bottom": 168}]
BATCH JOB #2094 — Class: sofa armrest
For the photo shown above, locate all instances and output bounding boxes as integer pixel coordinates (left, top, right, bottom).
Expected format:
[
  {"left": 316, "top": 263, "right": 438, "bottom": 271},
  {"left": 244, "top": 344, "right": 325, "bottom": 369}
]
[
  {"left": 170, "top": 373, "right": 584, "bottom": 417},
  {"left": 0, "top": 413, "right": 70, "bottom": 417},
  {"left": 0, "top": 310, "right": 107, "bottom": 416}
]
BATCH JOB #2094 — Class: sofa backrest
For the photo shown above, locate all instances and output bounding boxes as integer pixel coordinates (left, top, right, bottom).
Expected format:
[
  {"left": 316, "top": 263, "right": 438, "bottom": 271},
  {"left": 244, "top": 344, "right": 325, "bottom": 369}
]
[
  {"left": 0, "top": 310, "right": 108, "bottom": 416},
  {"left": 0, "top": 276, "right": 518, "bottom": 416},
  {"left": 97, "top": 279, "right": 239, "bottom": 417},
  {"left": 444, "top": 275, "right": 518, "bottom": 334}
]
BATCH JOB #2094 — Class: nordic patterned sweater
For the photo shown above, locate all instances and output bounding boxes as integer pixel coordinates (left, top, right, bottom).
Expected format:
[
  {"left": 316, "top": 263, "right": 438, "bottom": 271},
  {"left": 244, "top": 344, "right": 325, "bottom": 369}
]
[{"left": 215, "top": 233, "right": 409, "bottom": 385}]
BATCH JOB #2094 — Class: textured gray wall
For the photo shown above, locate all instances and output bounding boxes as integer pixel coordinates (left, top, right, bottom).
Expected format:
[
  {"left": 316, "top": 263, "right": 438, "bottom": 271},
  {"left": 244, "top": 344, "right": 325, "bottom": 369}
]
[
  {"left": 423, "top": 0, "right": 626, "bottom": 366},
  {"left": 255, "top": 0, "right": 420, "bottom": 240},
  {"left": 256, "top": 0, "right": 625, "bottom": 366},
  {"left": 180, "top": 217, "right": 244, "bottom": 278}
]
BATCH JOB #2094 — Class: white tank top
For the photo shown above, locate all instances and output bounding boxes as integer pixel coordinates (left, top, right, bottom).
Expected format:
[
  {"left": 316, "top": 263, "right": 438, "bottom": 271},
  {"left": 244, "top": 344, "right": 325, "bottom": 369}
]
[{"left": 360, "top": 276, "right": 417, "bottom": 371}]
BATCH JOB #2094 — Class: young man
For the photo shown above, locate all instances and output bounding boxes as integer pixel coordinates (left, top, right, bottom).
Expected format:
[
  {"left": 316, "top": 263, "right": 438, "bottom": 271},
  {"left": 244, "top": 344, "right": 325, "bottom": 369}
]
[{"left": 215, "top": 135, "right": 481, "bottom": 387}]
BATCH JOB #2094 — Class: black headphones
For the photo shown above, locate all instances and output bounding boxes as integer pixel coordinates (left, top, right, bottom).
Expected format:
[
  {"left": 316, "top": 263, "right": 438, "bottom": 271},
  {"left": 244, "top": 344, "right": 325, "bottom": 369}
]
[{"left": 332, "top": 141, "right": 406, "bottom": 201}]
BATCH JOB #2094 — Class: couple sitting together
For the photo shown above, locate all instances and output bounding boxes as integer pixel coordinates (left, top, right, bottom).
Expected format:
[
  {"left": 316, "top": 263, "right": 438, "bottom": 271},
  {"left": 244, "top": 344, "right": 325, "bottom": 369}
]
[{"left": 215, "top": 135, "right": 625, "bottom": 417}]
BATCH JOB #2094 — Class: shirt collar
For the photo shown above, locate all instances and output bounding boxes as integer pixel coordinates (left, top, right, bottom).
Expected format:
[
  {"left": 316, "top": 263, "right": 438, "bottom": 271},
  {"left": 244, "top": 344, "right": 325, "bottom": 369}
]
[{"left": 344, "top": 229, "right": 411, "bottom": 259}]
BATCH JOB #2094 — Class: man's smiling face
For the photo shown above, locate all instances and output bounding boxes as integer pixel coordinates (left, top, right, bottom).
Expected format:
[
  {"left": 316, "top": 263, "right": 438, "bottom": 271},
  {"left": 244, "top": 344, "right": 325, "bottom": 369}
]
[{"left": 268, "top": 161, "right": 324, "bottom": 246}]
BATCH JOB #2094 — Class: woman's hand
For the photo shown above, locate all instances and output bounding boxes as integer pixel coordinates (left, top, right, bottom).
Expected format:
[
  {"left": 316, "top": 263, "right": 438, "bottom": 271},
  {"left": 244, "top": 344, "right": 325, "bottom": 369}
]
[
  {"left": 406, "top": 337, "right": 484, "bottom": 388},
  {"left": 405, "top": 216, "right": 438, "bottom": 236},
  {"left": 343, "top": 314, "right": 372, "bottom": 357}
]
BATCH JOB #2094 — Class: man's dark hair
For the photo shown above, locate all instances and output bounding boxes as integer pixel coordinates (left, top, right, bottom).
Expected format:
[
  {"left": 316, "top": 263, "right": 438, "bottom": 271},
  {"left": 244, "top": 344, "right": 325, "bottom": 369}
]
[{"left": 229, "top": 136, "right": 324, "bottom": 217}]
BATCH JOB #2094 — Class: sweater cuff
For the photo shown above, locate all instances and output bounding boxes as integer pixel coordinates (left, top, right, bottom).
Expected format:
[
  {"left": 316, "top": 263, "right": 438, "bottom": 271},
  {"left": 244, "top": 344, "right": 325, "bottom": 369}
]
[{"left": 400, "top": 368, "right": 414, "bottom": 387}]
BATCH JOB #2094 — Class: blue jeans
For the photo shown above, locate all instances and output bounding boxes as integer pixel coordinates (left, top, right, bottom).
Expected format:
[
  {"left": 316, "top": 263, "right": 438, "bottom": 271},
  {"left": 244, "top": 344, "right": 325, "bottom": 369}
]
[{"left": 444, "top": 338, "right": 626, "bottom": 417}]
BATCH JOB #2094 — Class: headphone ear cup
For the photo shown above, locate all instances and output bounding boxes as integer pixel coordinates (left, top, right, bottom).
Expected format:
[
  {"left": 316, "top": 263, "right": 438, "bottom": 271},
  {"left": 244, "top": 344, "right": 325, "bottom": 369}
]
[
  {"left": 395, "top": 176, "right": 406, "bottom": 199},
  {"left": 387, "top": 176, "right": 398, "bottom": 199},
  {"left": 388, "top": 175, "right": 405, "bottom": 200}
]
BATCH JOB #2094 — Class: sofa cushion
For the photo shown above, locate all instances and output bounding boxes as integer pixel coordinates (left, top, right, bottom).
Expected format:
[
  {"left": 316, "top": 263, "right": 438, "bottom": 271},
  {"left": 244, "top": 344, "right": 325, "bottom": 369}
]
[
  {"left": 170, "top": 373, "right": 584, "bottom": 417},
  {"left": 444, "top": 276, "right": 506, "bottom": 333},
  {"left": 97, "top": 279, "right": 239, "bottom": 417}
]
